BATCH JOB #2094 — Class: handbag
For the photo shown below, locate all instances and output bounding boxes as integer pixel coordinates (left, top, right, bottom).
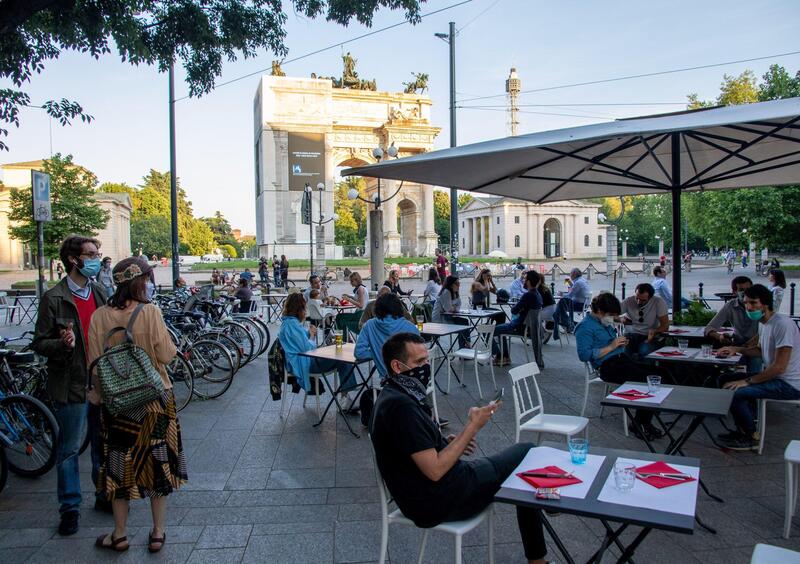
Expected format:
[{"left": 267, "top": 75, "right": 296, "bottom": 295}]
[{"left": 89, "top": 303, "right": 165, "bottom": 416}]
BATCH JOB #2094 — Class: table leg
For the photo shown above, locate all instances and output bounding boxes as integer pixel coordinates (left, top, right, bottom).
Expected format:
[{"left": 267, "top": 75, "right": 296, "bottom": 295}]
[
  {"left": 612, "top": 526, "right": 651, "bottom": 564},
  {"left": 623, "top": 407, "right": 657, "bottom": 453},
  {"left": 431, "top": 336, "right": 462, "bottom": 395},
  {"left": 588, "top": 522, "right": 629, "bottom": 564},
  {"left": 540, "top": 514, "right": 575, "bottom": 564},
  {"left": 312, "top": 365, "right": 366, "bottom": 438}
]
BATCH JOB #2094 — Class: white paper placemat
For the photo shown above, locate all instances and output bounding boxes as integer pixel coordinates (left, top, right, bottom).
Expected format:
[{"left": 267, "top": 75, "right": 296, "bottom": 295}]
[
  {"left": 606, "top": 384, "right": 673, "bottom": 405},
  {"left": 500, "top": 446, "right": 605, "bottom": 500},
  {"left": 649, "top": 346, "right": 698, "bottom": 359},
  {"left": 596, "top": 457, "right": 700, "bottom": 516}
]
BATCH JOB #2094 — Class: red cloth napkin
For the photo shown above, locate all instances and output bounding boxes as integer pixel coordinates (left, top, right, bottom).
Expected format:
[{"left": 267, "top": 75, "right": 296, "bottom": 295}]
[
  {"left": 610, "top": 389, "right": 653, "bottom": 401},
  {"left": 668, "top": 329, "right": 689, "bottom": 334},
  {"left": 635, "top": 461, "right": 696, "bottom": 489},
  {"left": 655, "top": 350, "right": 686, "bottom": 357},
  {"left": 516, "top": 465, "right": 582, "bottom": 489},
  {"left": 340, "top": 299, "right": 350, "bottom": 305}
]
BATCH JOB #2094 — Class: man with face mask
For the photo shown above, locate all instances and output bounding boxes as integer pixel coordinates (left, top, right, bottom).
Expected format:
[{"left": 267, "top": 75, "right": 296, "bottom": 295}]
[
  {"left": 370, "top": 333, "right": 548, "bottom": 564},
  {"left": 704, "top": 276, "right": 759, "bottom": 346},
  {"left": 32, "top": 235, "right": 109, "bottom": 535},
  {"left": 716, "top": 284, "right": 800, "bottom": 451}
]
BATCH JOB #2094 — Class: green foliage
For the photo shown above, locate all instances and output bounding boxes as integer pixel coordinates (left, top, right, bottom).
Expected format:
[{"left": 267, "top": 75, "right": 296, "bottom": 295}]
[
  {"left": 672, "top": 300, "right": 716, "bottom": 327},
  {"left": 219, "top": 244, "right": 238, "bottom": 259},
  {"left": 0, "top": 1, "right": 423, "bottom": 150},
  {"left": 334, "top": 178, "right": 367, "bottom": 248},
  {"left": 433, "top": 190, "right": 451, "bottom": 243},
  {"left": 201, "top": 211, "right": 241, "bottom": 254},
  {"left": 8, "top": 154, "right": 109, "bottom": 259},
  {"left": 457, "top": 193, "right": 474, "bottom": 209},
  {"left": 130, "top": 216, "right": 172, "bottom": 258}
]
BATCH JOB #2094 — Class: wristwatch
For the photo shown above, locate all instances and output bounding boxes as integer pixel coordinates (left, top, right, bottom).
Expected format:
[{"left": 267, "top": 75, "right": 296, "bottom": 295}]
[{"left": 745, "top": 377, "right": 752, "bottom": 385}]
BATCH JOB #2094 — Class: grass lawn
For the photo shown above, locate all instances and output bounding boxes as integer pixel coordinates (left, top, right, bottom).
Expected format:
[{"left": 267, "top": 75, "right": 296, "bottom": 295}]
[{"left": 188, "top": 256, "right": 559, "bottom": 271}]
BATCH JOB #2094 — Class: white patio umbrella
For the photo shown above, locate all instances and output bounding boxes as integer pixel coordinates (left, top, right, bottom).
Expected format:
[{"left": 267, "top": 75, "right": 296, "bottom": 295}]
[
  {"left": 488, "top": 250, "right": 508, "bottom": 258},
  {"left": 342, "top": 98, "right": 800, "bottom": 311}
]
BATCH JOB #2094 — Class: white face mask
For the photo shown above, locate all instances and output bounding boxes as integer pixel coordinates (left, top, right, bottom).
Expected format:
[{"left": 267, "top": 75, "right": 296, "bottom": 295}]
[{"left": 600, "top": 315, "right": 615, "bottom": 326}]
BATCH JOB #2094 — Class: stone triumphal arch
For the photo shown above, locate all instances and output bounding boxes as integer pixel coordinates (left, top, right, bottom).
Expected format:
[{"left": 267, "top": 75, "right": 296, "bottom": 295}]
[{"left": 253, "top": 61, "right": 440, "bottom": 259}]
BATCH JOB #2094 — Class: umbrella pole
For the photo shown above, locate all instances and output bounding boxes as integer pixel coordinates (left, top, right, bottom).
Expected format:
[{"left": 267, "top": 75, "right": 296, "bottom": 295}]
[{"left": 671, "top": 133, "right": 683, "bottom": 314}]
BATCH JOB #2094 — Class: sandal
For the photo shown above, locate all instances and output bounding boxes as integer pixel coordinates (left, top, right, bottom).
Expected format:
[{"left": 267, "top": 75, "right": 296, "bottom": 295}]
[
  {"left": 148, "top": 530, "right": 166, "bottom": 553},
  {"left": 95, "top": 533, "right": 129, "bottom": 552}
]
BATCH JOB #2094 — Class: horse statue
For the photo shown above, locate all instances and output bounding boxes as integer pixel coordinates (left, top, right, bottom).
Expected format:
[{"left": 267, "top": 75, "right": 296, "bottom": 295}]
[{"left": 403, "top": 73, "right": 429, "bottom": 94}]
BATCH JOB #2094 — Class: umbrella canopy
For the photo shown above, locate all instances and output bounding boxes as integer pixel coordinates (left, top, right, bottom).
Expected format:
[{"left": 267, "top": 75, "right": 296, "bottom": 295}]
[
  {"left": 343, "top": 98, "right": 800, "bottom": 311},
  {"left": 488, "top": 250, "right": 508, "bottom": 258}
]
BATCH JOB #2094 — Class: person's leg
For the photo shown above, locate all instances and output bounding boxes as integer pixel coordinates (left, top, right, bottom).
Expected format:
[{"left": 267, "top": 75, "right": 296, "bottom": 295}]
[
  {"left": 97, "top": 499, "right": 130, "bottom": 548},
  {"left": 52, "top": 402, "right": 86, "bottom": 519},
  {"left": 87, "top": 402, "right": 109, "bottom": 510},
  {"left": 598, "top": 356, "right": 655, "bottom": 427},
  {"left": 728, "top": 380, "right": 800, "bottom": 438},
  {"left": 149, "top": 496, "right": 167, "bottom": 548},
  {"left": 491, "top": 322, "right": 516, "bottom": 358}
]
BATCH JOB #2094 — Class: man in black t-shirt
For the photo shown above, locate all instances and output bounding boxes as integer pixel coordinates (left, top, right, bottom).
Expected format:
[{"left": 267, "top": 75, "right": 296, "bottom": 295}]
[{"left": 370, "top": 333, "right": 547, "bottom": 564}]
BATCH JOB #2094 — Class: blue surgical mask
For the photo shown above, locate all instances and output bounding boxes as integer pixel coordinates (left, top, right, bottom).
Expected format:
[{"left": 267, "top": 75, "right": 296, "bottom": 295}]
[
  {"left": 146, "top": 281, "right": 156, "bottom": 300},
  {"left": 78, "top": 258, "right": 102, "bottom": 278}
]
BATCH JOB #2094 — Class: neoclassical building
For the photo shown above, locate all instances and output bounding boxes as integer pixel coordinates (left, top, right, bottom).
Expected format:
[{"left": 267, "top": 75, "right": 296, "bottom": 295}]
[
  {"left": 253, "top": 74, "right": 440, "bottom": 259},
  {"left": 0, "top": 160, "right": 132, "bottom": 270},
  {"left": 458, "top": 196, "right": 608, "bottom": 259}
]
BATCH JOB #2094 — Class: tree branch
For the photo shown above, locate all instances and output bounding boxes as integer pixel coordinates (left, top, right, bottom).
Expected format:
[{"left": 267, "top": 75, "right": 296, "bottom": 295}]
[{"left": 0, "top": 0, "right": 74, "bottom": 36}]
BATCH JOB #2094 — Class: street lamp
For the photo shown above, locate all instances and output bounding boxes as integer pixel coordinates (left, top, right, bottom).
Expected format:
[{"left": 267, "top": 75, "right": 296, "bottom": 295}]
[
  {"left": 305, "top": 182, "right": 338, "bottom": 277},
  {"left": 348, "top": 144, "right": 403, "bottom": 290}
]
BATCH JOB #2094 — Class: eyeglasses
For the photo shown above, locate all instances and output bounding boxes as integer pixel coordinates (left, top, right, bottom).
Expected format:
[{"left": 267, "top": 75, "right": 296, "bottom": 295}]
[
  {"left": 80, "top": 252, "right": 103, "bottom": 259},
  {"left": 638, "top": 307, "right": 645, "bottom": 323}
]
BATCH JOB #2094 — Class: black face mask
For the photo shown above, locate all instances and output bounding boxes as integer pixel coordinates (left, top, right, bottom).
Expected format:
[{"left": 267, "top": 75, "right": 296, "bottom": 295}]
[{"left": 398, "top": 363, "right": 431, "bottom": 388}]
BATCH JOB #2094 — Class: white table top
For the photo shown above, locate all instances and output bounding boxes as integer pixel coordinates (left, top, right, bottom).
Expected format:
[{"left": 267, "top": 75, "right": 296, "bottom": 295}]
[{"left": 647, "top": 346, "right": 741, "bottom": 365}]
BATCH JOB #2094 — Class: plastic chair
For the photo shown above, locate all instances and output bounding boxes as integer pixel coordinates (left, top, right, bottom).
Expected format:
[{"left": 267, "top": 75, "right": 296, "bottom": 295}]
[
  {"left": 370, "top": 440, "right": 494, "bottom": 564},
  {"left": 280, "top": 369, "right": 328, "bottom": 419},
  {"left": 0, "top": 292, "right": 20, "bottom": 325},
  {"left": 750, "top": 543, "right": 800, "bottom": 563},
  {"left": 785, "top": 440, "right": 800, "bottom": 538},
  {"left": 509, "top": 362, "right": 589, "bottom": 443},
  {"left": 451, "top": 324, "right": 496, "bottom": 399},
  {"left": 582, "top": 362, "right": 628, "bottom": 436},
  {"left": 757, "top": 398, "right": 800, "bottom": 454}
]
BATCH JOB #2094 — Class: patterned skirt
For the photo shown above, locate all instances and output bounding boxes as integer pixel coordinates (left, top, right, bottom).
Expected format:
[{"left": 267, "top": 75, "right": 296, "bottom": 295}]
[{"left": 98, "top": 389, "right": 188, "bottom": 500}]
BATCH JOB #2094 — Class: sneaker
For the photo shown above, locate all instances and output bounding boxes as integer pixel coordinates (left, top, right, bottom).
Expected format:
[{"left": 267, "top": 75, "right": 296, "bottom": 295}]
[
  {"left": 718, "top": 434, "right": 758, "bottom": 451},
  {"left": 58, "top": 510, "right": 80, "bottom": 536},
  {"left": 716, "top": 430, "right": 744, "bottom": 441},
  {"left": 642, "top": 423, "right": 664, "bottom": 439},
  {"left": 94, "top": 498, "right": 113, "bottom": 514}
]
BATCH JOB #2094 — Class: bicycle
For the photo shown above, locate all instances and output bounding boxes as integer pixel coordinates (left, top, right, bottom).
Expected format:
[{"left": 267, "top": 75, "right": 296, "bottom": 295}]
[{"left": 0, "top": 391, "right": 59, "bottom": 478}]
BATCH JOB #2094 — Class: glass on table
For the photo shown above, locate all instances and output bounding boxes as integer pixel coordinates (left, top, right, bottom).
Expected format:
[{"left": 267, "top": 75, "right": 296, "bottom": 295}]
[
  {"left": 700, "top": 344, "right": 713, "bottom": 358},
  {"left": 568, "top": 437, "right": 589, "bottom": 464},
  {"left": 332, "top": 329, "right": 343, "bottom": 349},
  {"left": 677, "top": 339, "right": 689, "bottom": 352},
  {"left": 613, "top": 462, "right": 636, "bottom": 492},
  {"left": 416, "top": 315, "right": 425, "bottom": 331},
  {"left": 647, "top": 375, "right": 661, "bottom": 394}
]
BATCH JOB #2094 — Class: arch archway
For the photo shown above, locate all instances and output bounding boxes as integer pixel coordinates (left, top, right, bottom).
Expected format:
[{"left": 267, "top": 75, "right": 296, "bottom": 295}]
[
  {"left": 543, "top": 218, "right": 562, "bottom": 258},
  {"left": 397, "top": 198, "right": 418, "bottom": 256}
]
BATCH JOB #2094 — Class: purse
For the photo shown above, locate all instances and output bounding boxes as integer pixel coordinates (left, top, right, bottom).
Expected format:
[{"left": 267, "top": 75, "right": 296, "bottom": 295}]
[{"left": 89, "top": 303, "right": 165, "bottom": 416}]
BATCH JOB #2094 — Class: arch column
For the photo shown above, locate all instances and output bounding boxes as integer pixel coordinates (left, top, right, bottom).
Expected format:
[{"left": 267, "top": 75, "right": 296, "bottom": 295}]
[
  {"left": 419, "top": 184, "right": 438, "bottom": 256},
  {"left": 383, "top": 179, "right": 401, "bottom": 257}
]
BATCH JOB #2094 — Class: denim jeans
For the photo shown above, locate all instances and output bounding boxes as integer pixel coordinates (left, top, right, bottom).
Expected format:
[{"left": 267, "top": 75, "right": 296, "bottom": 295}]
[
  {"left": 311, "top": 358, "right": 357, "bottom": 393},
  {"left": 491, "top": 322, "right": 524, "bottom": 358},
  {"left": 730, "top": 378, "right": 800, "bottom": 435},
  {"left": 53, "top": 401, "right": 87, "bottom": 514},
  {"left": 625, "top": 332, "right": 660, "bottom": 358}
]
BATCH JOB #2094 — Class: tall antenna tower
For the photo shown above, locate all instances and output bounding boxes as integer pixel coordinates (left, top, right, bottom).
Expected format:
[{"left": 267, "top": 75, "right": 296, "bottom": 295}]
[{"left": 506, "top": 67, "right": 521, "bottom": 136}]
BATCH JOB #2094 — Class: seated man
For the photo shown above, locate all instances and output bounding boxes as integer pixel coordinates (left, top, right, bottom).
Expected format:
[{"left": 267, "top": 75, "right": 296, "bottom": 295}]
[
  {"left": 716, "top": 284, "right": 800, "bottom": 451},
  {"left": 508, "top": 270, "right": 526, "bottom": 301},
  {"left": 705, "top": 275, "right": 761, "bottom": 372},
  {"left": 491, "top": 270, "right": 542, "bottom": 365},
  {"left": 359, "top": 287, "right": 412, "bottom": 329},
  {"left": 303, "top": 274, "right": 328, "bottom": 303},
  {"left": 619, "top": 283, "right": 669, "bottom": 357},
  {"left": 576, "top": 292, "right": 666, "bottom": 440},
  {"left": 553, "top": 267, "right": 590, "bottom": 333},
  {"left": 355, "top": 293, "right": 419, "bottom": 379},
  {"left": 239, "top": 268, "right": 254, "bottom": 283},
  {"left": 371, "top": 333, "right": 547, "bottom": 564},
  {"left": 652, "top": 266, "right": 690, "bottom": 310}
]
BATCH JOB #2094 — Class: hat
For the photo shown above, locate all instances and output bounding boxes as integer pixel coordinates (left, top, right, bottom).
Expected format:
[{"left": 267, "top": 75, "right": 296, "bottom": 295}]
[{"left": 112, "top": 256, "right": 154, "bottom": 285}]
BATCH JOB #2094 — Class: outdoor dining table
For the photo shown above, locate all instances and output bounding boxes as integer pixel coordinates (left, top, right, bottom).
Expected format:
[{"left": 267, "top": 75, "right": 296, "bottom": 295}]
[
  {"left": 495, "top": 444, "right": 699, "bottom": 564},
  {"left": 601, "top": 382, "right": 734, "bottom": 532},
  {"left": 420, "top": 322, "right": 468, "bottom": 393},
  {"left": 454, "top": 309, "right": 497, "bottom": 338},
  {"left": 646, "top": 345, "right": 742, "bottom": 386},
  {"left": 402, "top": 293, "right": 426, "bottom": 310},
  {"left": 664, "top": 325, "right": 707, "bottom": 339},
  {"left": 260, "top": 292, "right": 288, "bottom": 323},
  {"left": 299, "top": 343, "right": 370, "bottom": 438},
  {"left": 11, "top": 295, "right": 38, "bottom": 325}
]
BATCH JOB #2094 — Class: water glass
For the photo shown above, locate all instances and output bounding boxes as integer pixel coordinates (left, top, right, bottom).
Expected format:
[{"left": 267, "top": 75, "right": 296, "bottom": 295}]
[
  {"left": 677, "top": 339, "right": 689, "bottom": 352},
  {"left": 701, "top": 344, "right": 712, "bottom": 358},
  {"left": 647, "top": 375, "right": 661, "bottom": 394},
  {"left": 333, "top": 330, "right": 343, "bottom": 349},
  {"left": 416, "top": 315, "right": 425, "bottom": 331},
  {"left": 613, "top": 462, "right": 636, "bottom": 492},
  {"left": 568, "top": 437, "right": 589, "bottom": 465}
]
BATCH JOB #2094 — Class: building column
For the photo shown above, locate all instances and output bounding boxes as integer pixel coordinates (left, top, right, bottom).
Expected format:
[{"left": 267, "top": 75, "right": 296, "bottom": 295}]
[
  {"left": 485, "top": 215, "right": 490, "bottom": 254},
  {"left": 476, "top": 217, "right": 482, "bottom": 256},
  {"left": 468, "top": 218, "right": 474, "bottom": 255},
  {"left": 383, "top": 180, "right": 401, "bottom": 257},
  {"left": 527, "top": 209, "right": 536, "bottom": 259},
  {"left": 420, "top": 185, "right": 438, "bottom": 256}
]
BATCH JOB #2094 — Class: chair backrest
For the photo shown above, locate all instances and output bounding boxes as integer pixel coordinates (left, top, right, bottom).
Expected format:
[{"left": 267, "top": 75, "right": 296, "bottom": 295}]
[
  {"left": 509, "top": 362, "right": 544, "bottom": 425},
  {"left": 368, "top": 435, "right": 392, "bottom": 518},
  {"left": 0, "top": 291, "right": 7, "bottom": 306},
  {"left": 524, "top": 309, "right": 544, "bottom": 368},
  {"left": 475, "top": 324, "right": 495, "bottom": 354},
  {"left": 585, "top": 361, "right": 600, "bottom": 380},
  {"left": 336, "top": 311, "right": 363, "bottom": 341}
]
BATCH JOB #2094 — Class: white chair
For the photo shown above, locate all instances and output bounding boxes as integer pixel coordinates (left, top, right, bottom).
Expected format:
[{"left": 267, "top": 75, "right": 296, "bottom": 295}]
[
  {"left": 499, "top": 324, "right": 531, "bottom": 365},
  {"left": 280, "top": 369, "right": 328, "bottom": 419},
  {"left": 757, "top": 398, "right": 800, "bottom": 454},
  {"left": 371, "top": 442, "right": 494, "bottom": 564},
  {"left": 785, "top": 440, "right": 800, "bottom": 538},
  {"left": 451, "top": 324, "right": 496, "bottom": 399},
  {"left": 0, "top": 291, "right": 20, "bottom": 325},
  {"left": 509, "top": 362, "right": 589, "bottom": 443},
  {"left": 582, "top": 362, "right": 628, "bottom": 437},
  {"left": 750, "top": 543, "right": 800, "bottom": 563}
]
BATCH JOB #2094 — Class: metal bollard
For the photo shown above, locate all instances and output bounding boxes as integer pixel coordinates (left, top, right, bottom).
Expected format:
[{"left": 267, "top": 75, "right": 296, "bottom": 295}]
[
  {"left": 698, "top": 282, "right": 704, "bottom": 298},
  {"left": 791, "top": 283, "right": 796, "bottom": 316},
  {"left": 550, "top": 282, "right": 555, "bottom": 295},
  {"left": 621, "top": 282, "right": 626, "bottom": 300}
]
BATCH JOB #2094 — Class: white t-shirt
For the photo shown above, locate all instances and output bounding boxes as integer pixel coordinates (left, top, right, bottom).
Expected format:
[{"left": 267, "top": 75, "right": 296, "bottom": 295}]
[{"left": 759, "top": 313, "right": 800, "bottom": 391}]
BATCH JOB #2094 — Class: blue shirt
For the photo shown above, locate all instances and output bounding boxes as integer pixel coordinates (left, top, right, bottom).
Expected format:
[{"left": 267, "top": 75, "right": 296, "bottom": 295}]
[
  {"left": 575, "top": 313, "right": 624, "bottom": 369},
  {"left": 278, "top": 316, "right": 316, "bottom": 390},
  {"left": 510, "top": 288, "right": 542, "bottom": 327},
  {"left": 355, "top": 316, "right": 420, "bottom": 378},
  {"left": 508, "top": 278, "right": 525, "bottom": 300},
  {"left": 652, "top": 277, "right": 672, "bottom": 304},
  {"left": 566, "top": 276, "right": 590, "bottom": 305}
]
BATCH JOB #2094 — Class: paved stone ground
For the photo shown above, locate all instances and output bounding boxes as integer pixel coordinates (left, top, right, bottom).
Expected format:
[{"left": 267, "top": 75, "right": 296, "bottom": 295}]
[{"left": 1, "top": 268, "right": 800, "bottom": 563}]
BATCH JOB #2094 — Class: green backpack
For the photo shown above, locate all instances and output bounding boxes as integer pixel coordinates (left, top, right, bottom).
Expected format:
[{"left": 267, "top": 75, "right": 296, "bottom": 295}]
[{"left": 89, "top": 303, "right": 165, "bottom": 416}]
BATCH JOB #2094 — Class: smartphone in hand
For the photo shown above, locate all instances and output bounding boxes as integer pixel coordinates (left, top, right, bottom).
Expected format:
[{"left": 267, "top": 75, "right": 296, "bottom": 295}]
[{"left": 490, "top": 388, "right": 504, "bottom": 405}]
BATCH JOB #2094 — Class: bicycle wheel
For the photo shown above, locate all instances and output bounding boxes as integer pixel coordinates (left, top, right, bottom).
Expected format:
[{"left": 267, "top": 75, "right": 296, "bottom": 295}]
[
  {"left": 233, "top": 317, "right": 264, "bottom": 359},
  {"left": 186, "top": 340, "right": 234, "bottom": 399},
  {"left": 223, "top": 321, "right": 255, "bottom": 366},
  {"left": 246, "top": 316, "right": 272, "bottom": 356},
  {"left": 0, "top": 394, "right": 58, "bottom": 478},
  {"left": 167, "top": 355, "right": 195, "bottom": 412},
  {"left": 202, "top": 331, "right": 242, "bottom": 371}
]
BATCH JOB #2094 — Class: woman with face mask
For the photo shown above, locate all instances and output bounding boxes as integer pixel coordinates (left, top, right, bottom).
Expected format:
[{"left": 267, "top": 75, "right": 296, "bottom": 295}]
[
  {"left": 86, "top": 256, "right": 186, "bottom": 553},
  {"left": 575, "top": 292, "right": 668, "bottom": 440}
]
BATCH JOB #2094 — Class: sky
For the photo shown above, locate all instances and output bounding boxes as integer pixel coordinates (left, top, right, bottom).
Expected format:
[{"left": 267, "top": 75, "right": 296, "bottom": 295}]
[{"left": 2, "top": 0, "right": 800, "bottom": 234}]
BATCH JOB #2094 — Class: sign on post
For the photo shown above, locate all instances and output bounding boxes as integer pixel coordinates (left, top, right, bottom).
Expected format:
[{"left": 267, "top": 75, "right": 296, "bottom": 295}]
[{"left": 32, "top": 171, "right": 52, "bottom": 222}]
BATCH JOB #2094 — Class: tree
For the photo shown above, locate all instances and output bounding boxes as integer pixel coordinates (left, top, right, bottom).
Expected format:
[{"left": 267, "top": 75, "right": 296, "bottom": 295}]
[
  {"left": 457, "top": 193, "right": 474, "bottom": 208},
  {"left": 8, "top": 153, "right": 109, "bottom": 260},
  {"left": 219, "top": 244, "right": 237, "bottom": 259},
  {"left": 130, "top": 215, "right": 172, "bottom": 258},
  {"left": 201, "top": 210, "right": 241, "bottom": 254},
  {"left": 433, "top": 190, "right": 451, "bottom": 245},
  {"left": 334, "top": 178, "right": 367, "bottom": 249},
  {"left": 0, "top": 1, "right": 423, "bottom": 151},
  {"left": 758, "top": 64, "right": 800, "bottom": 101}
]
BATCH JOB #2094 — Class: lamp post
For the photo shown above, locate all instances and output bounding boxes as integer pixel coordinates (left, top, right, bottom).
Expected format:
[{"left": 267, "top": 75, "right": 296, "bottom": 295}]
[
  {"left": 305, "top": 182, "right": 338, "bottom": 277},
  {"left": 348, "top": 144, "right": 401, "bottom": 290}
]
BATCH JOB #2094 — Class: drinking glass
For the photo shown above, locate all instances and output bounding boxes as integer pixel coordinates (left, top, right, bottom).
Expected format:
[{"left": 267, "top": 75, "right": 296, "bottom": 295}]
[
  {"left": 677, "top": 339, "right": 689, "bottom": 352},
  {"left": 647, "top": 375, "right": 661, "bottom": 394},
  {"left": 613, "top": 463, "right": 636, "bottom": 492},
  {"left": 568, "top": 437, "right": 589, "bottom": 465},
  {"left": 416, "top": 315, "right": 425, "bottom": 331},
  {"left": 333, "top": 330, "right": 343, "bottom": 349},
  {"left": 701, "top": 344, "right": 712, "bottom": 358}
]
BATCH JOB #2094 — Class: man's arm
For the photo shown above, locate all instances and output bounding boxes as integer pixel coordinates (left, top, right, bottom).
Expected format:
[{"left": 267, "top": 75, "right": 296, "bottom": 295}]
[
  {"left": 704, "top": 303, "right": 731, "bottom": 339},
  {"left": 724, "top": 346, "right": 791, "bottom": 390},
  {"left": 30, "top": 295, "right": 70, "bottom": 359},
  {"left": 411, "top": 403, "right": 495, "bottom": 482}
]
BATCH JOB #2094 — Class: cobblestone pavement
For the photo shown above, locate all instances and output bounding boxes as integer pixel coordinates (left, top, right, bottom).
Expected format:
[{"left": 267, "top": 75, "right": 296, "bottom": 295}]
[{"left": 1, "top": 274, "right": 799, "bottom": 562}]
